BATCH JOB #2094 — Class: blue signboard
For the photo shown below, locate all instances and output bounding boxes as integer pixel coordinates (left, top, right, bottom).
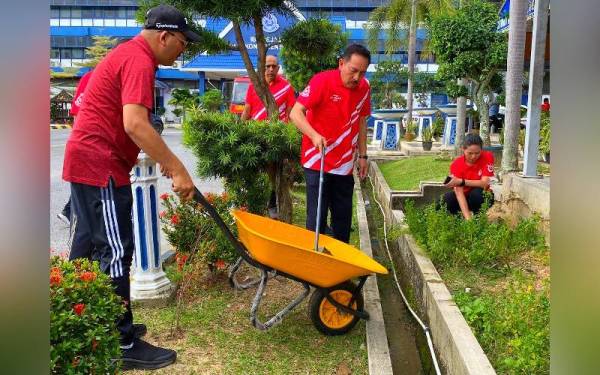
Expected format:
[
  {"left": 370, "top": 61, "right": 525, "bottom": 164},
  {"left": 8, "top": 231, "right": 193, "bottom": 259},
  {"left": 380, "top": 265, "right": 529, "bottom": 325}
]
[{"left": 497, "top": 0, "right": 535, "bottom": 32}]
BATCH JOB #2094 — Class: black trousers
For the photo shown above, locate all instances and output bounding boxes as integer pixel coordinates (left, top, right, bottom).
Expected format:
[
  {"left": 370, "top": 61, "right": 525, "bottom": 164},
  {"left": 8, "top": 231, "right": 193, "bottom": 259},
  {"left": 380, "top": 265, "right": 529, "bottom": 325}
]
[
  {"left": 69, "top": 178, "right": 135, "bottom": 347},
  {"left": 305, "top": 168, "right": 354, "bottom": 243},
  {"left": 439, "top": 187, "right": 491, "bottom": 215}
]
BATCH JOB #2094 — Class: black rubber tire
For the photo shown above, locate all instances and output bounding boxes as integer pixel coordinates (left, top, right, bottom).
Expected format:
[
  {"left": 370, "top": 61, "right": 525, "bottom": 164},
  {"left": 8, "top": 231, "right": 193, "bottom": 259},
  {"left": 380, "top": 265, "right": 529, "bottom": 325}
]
[{"left": 309, "top": 281, "right": 365, "bottom": 336}]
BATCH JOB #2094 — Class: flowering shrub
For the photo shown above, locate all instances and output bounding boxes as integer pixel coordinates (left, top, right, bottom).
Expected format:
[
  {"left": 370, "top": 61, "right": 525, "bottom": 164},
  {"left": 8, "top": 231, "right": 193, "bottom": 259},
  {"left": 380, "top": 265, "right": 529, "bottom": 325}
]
[
  {"left": 50, "top": 257, "right": 124, "bottom": 374},
  {"left": 160, "top": 192, "right": 238, "bottom": 270}
]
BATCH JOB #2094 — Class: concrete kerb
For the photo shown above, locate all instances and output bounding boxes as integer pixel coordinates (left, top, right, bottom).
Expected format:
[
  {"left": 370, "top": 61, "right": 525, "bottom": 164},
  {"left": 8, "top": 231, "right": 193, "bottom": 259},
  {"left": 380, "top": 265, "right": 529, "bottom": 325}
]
[
  {"left": 367, "top": 161, "right": 496, "bottom": 375},
  {"left": 50, "top": 124, "right": 72, "bottom": 129},
  {"left": 353, "top": 173, "right": 394, "bottom": 375}
]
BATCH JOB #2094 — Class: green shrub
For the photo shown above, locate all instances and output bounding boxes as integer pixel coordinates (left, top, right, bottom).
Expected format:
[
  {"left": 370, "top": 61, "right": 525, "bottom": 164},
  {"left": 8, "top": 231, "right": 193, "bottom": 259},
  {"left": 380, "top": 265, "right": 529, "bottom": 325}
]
[
  {"left": 403, "top": 200, "right": 546, "bottom": 268},
  {"left": 159, "top": 191, "right": 239, "bottom": 269},
  {"left": 182, "top": 110, "right": 300, "bottom": 216},
  {"left": 50, "top": 257, "right": 124, "bottom": 374},
  {"left": 200, "top": 89, "right": 223, "bottom": 112},
  {"left": 454, "top": 277, "right": 550, "bottom": 374}
]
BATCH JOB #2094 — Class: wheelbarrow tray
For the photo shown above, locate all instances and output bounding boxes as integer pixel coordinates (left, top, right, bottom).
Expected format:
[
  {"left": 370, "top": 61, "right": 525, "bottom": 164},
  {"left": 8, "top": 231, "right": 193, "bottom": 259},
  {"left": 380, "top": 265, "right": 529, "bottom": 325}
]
[{"left": 232, "top": 210, "right": 388, "bottom": 288}]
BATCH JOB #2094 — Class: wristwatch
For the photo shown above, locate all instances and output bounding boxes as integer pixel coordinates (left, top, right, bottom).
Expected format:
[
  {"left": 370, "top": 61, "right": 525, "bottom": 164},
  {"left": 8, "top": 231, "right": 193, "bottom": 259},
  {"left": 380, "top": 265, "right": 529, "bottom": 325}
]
[
  {"left": 460, "top": 178, "right": 466, "bottom": 187},
  {"left": 358, "top": 155, "right": 369, "bottom": 160}
]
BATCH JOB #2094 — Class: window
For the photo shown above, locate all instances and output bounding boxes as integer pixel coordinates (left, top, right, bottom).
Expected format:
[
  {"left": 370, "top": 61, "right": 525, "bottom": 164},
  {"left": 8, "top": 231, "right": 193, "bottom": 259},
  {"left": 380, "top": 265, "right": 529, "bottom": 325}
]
[
  {"left": 127, "top": 7, "right": 137, "bottom": 18},
  {"left": 51, "top": 7, "right": 59, "bottom": 19},
  {"left": 60, "top": 49, "right": 72, "bottom": 59},
  {"left": 72, "top": 48, "right": 84, "bottom": 59},
  {"left": 50, "top": 49, "right": 60, "bottom": 59},
  {"left": 81, "top": 8, "right": 93, "bottom": 18},
  {"left": 93, "top": 8, "right": 103, "bottom": 18},
  {"left": 60, "top": 7, "right": 70, "bottom": 18},
  {"left": 104, "top": 8, "right": 116, "bottom": 19},
  {"left": 117, "top": 8, "right": 127, "bottom": 19},
  {"left": 71, "top": 7, "right": 81, "bottom": 18}
]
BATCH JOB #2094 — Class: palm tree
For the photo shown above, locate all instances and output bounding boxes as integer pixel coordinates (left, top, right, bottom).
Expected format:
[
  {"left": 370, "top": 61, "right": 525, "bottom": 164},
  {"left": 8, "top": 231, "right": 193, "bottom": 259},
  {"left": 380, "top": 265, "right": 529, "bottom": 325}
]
[
  {"left": 367, "top": 0, "right": 453, "bottom": 148},
  {"left": 502, "top": 0, "right": 528, "bottom": 173}
]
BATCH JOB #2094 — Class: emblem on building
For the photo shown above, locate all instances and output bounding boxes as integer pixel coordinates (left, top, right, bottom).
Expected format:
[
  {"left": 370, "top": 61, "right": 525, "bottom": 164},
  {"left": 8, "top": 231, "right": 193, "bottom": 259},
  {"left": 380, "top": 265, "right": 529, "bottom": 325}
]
[{"left": 262, "top": 12, "right": 279, "bottom": 33}]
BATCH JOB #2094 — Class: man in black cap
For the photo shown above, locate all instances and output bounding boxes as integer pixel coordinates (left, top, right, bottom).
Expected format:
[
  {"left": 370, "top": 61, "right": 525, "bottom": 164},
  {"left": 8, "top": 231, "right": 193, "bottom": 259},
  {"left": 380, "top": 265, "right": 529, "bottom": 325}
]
[{"left": 63, "top": 4, "right": 201, "bottom": 370}]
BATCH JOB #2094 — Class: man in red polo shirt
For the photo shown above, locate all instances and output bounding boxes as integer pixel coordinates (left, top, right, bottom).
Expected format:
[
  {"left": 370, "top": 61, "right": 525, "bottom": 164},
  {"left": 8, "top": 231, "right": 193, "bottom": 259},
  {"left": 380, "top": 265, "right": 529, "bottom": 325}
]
[
  {"left": 62, "top": 4, "right": 200, "bottom": 369},
  {"left": 241, "top": 55, "right": 295, "bottom": 122},
  {"left": 241, "top": 54, "right": 295, "bottom": 218},
  {"left": 441, "top": 133, "right": 495, "bottom": 219},
  {"left": 290, "top": 44, "right": 371, "bottom": 243}
]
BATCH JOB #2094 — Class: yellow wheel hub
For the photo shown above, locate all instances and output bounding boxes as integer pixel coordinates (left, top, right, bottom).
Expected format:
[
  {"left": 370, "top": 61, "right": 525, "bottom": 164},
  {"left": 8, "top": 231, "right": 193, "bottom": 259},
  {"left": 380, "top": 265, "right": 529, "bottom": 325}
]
[{"left": 319, "top": 290, "right": 357, "bottom": 329}]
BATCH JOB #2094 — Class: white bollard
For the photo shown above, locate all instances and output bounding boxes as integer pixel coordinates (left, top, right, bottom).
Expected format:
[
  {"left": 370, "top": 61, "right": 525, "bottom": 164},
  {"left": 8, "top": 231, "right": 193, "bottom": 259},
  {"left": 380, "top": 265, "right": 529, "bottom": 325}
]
[{"left": 130, "top": 152, "right": 173, "bottom": 301}]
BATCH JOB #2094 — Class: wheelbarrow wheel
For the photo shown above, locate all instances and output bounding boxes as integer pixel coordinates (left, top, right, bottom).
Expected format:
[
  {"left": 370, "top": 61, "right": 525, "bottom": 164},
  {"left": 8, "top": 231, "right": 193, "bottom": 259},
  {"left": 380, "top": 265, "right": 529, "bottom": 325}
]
[{"left": 309, "top": 281, "right": 364, "bottom": 336}]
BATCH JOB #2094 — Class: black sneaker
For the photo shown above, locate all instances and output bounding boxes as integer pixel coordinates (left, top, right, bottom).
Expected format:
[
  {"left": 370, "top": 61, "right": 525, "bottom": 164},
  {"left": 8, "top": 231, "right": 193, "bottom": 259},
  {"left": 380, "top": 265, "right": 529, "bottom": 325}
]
[
  {"left": 120, "top": 338, "right": 176, "bottom": 370},
  {"left": 132, "top": 323, "right": 147, "bottom": 338}
]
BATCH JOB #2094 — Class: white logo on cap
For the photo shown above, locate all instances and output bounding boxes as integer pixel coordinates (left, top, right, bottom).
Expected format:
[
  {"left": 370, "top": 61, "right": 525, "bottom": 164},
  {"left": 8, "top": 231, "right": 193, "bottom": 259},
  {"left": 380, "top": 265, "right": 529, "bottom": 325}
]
[
  {"left": 300, "top": 86, "right": 310, "bottom": 97},
  {"left": 156, "top": 23, "right": 179, "bottom": 29}
]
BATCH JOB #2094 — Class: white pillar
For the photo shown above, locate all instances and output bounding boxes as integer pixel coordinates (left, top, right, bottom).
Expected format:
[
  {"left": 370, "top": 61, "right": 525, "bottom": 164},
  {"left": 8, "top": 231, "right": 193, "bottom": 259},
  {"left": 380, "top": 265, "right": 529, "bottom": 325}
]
[
  {"left": 523, "top": 0, "right": 549, "bottom": 177},
  {"left": 442, "top": 116, "right": 458, "bottom": 147},
  {"left": 371, "top": 119, "right": 385, "bottom": 146},
  {"left": 382, "top": 121, "right": 400, "bottom": 150},
  {"left": 130, "top": 153, "right": 173, "bottom": 301}
]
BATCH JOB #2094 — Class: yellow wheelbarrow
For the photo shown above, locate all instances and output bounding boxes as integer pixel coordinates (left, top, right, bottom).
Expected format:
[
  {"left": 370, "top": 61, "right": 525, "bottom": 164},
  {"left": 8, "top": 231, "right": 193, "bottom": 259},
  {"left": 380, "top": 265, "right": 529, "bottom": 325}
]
[{"left": 192, "top": 153, "right": 388, "bottom": 335}]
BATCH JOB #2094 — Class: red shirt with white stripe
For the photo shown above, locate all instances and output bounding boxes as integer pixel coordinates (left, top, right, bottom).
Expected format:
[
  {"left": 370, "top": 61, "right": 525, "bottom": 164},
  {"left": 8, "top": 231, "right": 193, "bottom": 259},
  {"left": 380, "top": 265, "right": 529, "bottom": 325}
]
[
  {"left": 296, "top": 69, "right": 371, "bottom": 175},
  {"left": 69, "top": 70, "right": 93, "bottom": 117},
  {"left": 244, "top": 75, "right": 295, "bottom": 121},
  {"left": 63, "top": 35, "right": 156, "bottom": 187},
  {"left": 450, "top": 151, "right": 495, "bottom": 194}
]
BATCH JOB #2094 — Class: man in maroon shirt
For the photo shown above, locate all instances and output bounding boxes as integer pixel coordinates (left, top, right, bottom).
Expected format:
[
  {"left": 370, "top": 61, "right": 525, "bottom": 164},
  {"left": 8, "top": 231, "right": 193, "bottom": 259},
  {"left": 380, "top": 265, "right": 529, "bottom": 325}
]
[{"left": 62, "top": 4, "right": 200, "bottom": 369}]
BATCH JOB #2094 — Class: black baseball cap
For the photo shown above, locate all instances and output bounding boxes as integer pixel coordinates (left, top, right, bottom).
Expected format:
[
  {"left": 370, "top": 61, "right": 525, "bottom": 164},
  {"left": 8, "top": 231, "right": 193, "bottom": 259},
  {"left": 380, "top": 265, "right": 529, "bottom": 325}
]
[{"left": 143, "top": 4, "right": 202, "bottom": 43}]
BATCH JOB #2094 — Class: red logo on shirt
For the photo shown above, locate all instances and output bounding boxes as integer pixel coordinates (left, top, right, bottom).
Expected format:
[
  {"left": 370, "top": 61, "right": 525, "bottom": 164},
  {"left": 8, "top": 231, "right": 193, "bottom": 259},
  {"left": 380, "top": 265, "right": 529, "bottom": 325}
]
[{"left": 330, "top": 94, "right": 342, "bottom": 102}]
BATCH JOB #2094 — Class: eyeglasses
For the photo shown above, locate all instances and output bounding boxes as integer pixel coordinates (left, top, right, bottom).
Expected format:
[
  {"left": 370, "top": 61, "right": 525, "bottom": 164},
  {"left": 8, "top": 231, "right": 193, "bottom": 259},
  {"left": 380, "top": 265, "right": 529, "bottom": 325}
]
[{"left": 167, "top": 32, "right": 188, "bottom": 49}]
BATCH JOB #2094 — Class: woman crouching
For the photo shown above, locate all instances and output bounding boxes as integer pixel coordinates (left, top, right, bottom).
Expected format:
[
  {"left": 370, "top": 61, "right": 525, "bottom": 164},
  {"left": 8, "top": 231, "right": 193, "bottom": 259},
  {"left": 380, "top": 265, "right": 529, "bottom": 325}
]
[{"left": 440, "top": 134, "right": 495, "bottom": 220}]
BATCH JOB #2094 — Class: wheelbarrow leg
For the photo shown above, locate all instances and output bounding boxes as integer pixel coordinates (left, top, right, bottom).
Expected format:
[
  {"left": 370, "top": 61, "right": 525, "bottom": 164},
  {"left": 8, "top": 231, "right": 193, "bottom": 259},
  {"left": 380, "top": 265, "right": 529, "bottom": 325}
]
[
  {"left": 228, "top": 256, "right": 263, "bottom": 290},
  {"left": 250, "top": 269, "right": 310, "bottom": 331}
]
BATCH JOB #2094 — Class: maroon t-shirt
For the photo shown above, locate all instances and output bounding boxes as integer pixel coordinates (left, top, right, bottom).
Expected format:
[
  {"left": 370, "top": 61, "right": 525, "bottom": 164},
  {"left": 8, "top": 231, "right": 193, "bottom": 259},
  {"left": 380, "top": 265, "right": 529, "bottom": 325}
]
[{"left": 63, "top": 35, "right": 156, "bottom": 187}]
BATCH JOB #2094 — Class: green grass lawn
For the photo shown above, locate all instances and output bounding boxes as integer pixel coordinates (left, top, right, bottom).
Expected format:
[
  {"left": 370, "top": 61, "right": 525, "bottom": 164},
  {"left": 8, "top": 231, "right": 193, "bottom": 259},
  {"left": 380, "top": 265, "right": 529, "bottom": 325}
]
[
  {"left": 131, "top": 184, "right": 367, "bottom": 374},
  {"left": 378, "top": 156, "right": 451, "bottom": 191}
]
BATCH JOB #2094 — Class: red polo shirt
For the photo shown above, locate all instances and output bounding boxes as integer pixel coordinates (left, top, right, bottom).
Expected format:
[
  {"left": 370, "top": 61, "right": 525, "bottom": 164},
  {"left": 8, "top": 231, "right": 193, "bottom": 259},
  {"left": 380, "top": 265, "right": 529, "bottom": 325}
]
[
  {"left": 296, "top": 69, "right": 371, "bottom": 175},
  {"left": 245, "top": 75, "right": 295, "bottom": 121},
  {"left": 63, "top": 35, "right": 156, "bottom": 187},
  {"left": 450, "top": 151, "right": 495, "bottom": 194},
  {"left": 70, "top": 70, "right": 93, "bottom": 117}
]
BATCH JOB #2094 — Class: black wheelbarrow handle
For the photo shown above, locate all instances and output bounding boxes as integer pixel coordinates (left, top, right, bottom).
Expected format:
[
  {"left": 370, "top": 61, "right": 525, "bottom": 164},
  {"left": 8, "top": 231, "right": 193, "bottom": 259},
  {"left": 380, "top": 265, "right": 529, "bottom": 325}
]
[{"left": 192, "top": 187, "right": 256, "bottom": 267}]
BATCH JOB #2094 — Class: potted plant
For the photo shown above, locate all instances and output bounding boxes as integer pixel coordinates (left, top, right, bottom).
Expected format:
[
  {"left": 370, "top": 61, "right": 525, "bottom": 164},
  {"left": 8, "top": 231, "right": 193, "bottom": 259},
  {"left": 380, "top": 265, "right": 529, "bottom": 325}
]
[
  {"left": 432, "top": 115, "right": 444, "bottom": 141},
  {"left": 422, "top": 127, "right": 434, "bottom": 151},
  {"left": 404, "top": 120, "right": 417, "bottom": 141}
]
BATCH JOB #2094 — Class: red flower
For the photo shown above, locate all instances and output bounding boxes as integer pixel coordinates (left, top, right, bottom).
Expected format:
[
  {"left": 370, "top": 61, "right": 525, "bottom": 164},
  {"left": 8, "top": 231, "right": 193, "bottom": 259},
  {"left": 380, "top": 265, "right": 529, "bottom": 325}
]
[
  {"left": 159, "top": 211, "right": 167, "bottom": 218},
  {"left": 239, "top": 205, "right": 248, "bottom": 212},
  {"left": 170, "top": 214, "right": 179, "bottom": 225},
  {"left": 79, "top": 271, "right": 97, "bottom": 282},
  {"left": 221, "top": 192, "right": 229, "bottom": 201},
  {"left": 50, "top": 272, "right": 62, "bottom": 287},
  {"left": 160, "top": 193, "right": 170, "bottom": 200},
  {"left": 50, "top": 267, "right": 61, "bottom": 275},
  {"left": 73, "top": 303, "right": 86, "bottom": 316},
  {"left": 176, "top": 253, "right": 189, "bottom": 271},
  {"left": 204, "top": 193, "right": 215, "bottom": 205},
  {"left": 215, "top": 259, "right": 226, "bottom": 270}
]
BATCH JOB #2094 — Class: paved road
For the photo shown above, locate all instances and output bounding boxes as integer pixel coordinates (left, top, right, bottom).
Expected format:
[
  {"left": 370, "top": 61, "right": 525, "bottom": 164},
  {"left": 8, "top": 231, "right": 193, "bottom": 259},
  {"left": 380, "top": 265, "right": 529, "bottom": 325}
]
[{"left": 50, "top": 128, "right": 223, "bottom": 254}]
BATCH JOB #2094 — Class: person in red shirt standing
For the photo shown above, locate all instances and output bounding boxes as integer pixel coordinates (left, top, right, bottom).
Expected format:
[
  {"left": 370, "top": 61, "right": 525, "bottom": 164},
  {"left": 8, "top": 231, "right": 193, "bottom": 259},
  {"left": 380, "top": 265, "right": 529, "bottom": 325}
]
[
  {"left": 541, "top": 97, "right": 551, "bottom": 112},
  {"left": 241, "top": 54, "right": 295, "bottom": 218},
  {"left": 241, "top": 55, "right": 295, "bottom": 122},
  {"left": 441, "top": 134, "right": 495, "bottom": 219},
  {"left": 290, "top": 44, "right": 371, "bottom": 243},
  {"left": 62, "top": 4, "right": 201, "bottom": 369}
]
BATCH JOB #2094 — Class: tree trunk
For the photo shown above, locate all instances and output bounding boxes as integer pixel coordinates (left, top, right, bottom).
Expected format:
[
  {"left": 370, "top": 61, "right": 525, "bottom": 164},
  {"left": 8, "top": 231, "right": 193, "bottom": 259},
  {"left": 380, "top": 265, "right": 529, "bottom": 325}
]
[
  {"left": 275, "top": 160, "right": 294, "bottom": 223},
  {"left": 404, "top": 0, "right": 418, "bottom": 147},
  {"left": 455, "top": 78, "right": 467, "bottom": 155},
  {"left": 502, "top": 0, "right": 528, "bottom": 173},
  {"left": 475, "top": 88, "right": 491, "bottom": 146}
]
